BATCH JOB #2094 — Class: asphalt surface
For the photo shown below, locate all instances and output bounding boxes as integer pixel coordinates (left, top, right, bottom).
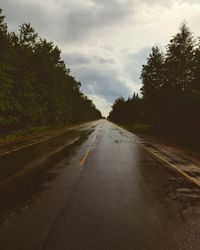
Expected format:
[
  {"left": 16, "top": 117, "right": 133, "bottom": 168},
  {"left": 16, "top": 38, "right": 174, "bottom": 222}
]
[{"left": 0, "top": 120, "right": 199, "bottom": 250}]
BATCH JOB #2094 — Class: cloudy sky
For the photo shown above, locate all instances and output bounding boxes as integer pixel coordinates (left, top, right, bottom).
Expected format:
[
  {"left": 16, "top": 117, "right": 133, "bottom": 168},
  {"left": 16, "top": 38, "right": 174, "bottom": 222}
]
[{"left": 1, "top": 0, "right": 200, "bottom": 116}]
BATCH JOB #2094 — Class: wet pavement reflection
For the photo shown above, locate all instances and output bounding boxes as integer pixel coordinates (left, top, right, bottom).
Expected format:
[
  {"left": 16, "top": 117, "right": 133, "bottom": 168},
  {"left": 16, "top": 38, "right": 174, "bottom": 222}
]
[
  {"left": 0, "top": 120, "right": 199, "bottom": 250},
  {"left": 0, "top": 125, "right": 94, "bottom": 218}
]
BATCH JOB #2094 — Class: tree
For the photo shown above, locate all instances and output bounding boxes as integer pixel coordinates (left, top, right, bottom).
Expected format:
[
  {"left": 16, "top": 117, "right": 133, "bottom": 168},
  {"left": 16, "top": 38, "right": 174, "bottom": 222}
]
[
  {"left": 110, "top": 22, "right": 200, "bottom": 145},
  {"left": 108, "top": 94, "right": 142, "bottom": 124},
  {"left": 165, "top": 23, "right": 194, "bottom": 93},
  {"left": 0, "top": 8, "right": 8, "bottom": 54},
  {"left": 108, "top": 97, "right": 126, "bottom": 123},
  {"left": 19, "top": 23, "right": 38, "bottom": 48},
  {"left": 163, "top": 23, "right": 195, "bottom": 135},
  {"left": 140, "top": 46, "right": 165, "bottom": 128},
  {"left": 192, "top": 39, "right": 200, "bottom": 91},
  {"left": 0, "top": 8, "right": 102, "bottom": 135},
  {"left": 0, "top": 9, "right": 19, "bottom": 133}
]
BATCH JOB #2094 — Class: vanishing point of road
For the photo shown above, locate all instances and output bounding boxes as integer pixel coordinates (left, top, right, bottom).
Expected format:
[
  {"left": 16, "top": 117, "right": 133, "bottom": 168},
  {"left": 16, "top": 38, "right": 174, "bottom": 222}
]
[{"left": 0, "top": 120, "right": 199, "bottom": 249}]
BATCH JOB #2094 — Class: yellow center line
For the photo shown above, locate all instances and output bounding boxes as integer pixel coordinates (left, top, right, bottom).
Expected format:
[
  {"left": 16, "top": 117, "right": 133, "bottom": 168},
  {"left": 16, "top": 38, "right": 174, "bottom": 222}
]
[
  {"left": 79, "top": 124, "right": 102, "bottom": 166},
  {"left": 80, "top": 149, "right": 91, "bottom": 166}
]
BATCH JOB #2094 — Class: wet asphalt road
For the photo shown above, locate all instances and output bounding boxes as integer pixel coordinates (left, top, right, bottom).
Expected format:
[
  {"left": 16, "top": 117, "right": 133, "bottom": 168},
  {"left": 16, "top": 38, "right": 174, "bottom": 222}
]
[{"left": 0, "top": 120, "right": 199, "bottom": 250}]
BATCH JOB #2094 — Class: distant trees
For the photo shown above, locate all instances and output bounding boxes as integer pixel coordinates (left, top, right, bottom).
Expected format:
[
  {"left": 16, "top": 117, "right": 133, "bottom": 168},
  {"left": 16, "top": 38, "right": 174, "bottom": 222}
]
[
  {"left": 108, "top": 94, "right": 142, "bottom": 124},
  {"left": 0, "top": 9, "right": 101, "bottom": 135},
  {"left": 108, "top": 23, "right": 200, "bottom": 145}
]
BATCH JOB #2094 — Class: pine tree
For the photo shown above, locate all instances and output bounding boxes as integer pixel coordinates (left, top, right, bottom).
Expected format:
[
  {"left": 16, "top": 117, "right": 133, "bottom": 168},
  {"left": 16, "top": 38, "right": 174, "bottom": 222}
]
[
  {"left": 165, "top": 23, "right": 194, "bottom": 93},
  {"left": 192, "top": 39, "right": 200, "bottom": 91},
  {"left": 0, "top": 9, "right": 19, "bottom": 133},
  {"left": 0, "top": 8, "right": 102, "bottom": 135},
  {"left": 140, "top": 47, "right": 164, "bottom": 98},
  {"left": 140, "top": 46, "right": 164, "bottom": 127}
]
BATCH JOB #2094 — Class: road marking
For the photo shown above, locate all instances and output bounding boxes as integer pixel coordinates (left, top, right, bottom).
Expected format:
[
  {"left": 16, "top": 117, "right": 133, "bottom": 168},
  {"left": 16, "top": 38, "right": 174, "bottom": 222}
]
[
  {"left": 80, "top": 149, "right": 91, "bottom": 166},
  {"left": 0, "top": 121, "right": 103, "bottom": 158},
  {"left": 141, "top": 145, "right": 200, "bottom": 188},
  {"left": 79, "top": 123, "right": 102, "bottom": 166},
  {"left": 112, "top": 123, "right": 200, "bottom": 188},
  {"left": 0, "top": 138, "right": 49, "bottom": 157}
]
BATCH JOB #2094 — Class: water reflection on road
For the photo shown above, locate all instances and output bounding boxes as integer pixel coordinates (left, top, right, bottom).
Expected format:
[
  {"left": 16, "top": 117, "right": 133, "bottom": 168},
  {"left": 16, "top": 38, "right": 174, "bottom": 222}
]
[{"left": 0, "top": 120, "right": 199, "bottom": 250}]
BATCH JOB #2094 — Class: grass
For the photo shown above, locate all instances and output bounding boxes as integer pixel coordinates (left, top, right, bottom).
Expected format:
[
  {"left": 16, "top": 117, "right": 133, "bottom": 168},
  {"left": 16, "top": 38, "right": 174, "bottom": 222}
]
[
  {"left": 120, "top": 122, "right": 200, "bottom": 156},
  {"left": 120, "top": 123, "right": 151, "bottom": 134},
  {"left": 0, "top": 126, "right": 51, "bottom": 142},
  {"left": 0, "top": 120, "right": 87, "bottom": 143}
]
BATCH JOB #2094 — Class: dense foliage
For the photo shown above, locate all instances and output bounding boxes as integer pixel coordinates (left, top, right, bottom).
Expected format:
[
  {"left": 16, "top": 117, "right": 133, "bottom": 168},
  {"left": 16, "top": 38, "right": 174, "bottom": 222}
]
[
  {"left": 0, "top": 9, "right": 101, "bottom": 135},
  {"left": 108, "top": 23, "right": 200, "bottom": 145}
]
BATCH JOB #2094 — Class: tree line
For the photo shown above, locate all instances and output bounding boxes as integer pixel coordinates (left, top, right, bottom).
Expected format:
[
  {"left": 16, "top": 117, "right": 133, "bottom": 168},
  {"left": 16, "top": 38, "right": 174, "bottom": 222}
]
[
  {"left": 108, "top": 23, "right": 200, "bottom": 145},
  {"left": 0, "top": 9, "right": 101, "bottom": 135}
]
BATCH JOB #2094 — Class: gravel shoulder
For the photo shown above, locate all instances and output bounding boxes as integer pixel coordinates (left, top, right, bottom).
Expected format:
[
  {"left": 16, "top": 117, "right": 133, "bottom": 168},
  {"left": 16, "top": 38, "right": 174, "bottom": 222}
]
[{"left": 138, "top": 134, "right": 200, "bottom": 188}]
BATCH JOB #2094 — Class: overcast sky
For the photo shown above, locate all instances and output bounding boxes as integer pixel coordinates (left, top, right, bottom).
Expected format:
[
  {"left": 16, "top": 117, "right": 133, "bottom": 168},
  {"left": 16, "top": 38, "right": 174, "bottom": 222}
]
[{"left": 1, "top": 0, "right": 200, "bottom": 116}]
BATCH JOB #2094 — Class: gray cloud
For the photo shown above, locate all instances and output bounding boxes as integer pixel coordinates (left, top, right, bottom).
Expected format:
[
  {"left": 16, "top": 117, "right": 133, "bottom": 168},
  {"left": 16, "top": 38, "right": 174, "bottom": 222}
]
[
  {"left": 80, "top": 70, "right": 131, "bottom": 103},
  {"left": 1, "top": 1, "right": 45, "bottom": 29},
  {"left": 126, "top": 46, "right": 156, "bottom": 85},
  {"left": 63, "top": 52, "right": 131, "bottom": 103},
  {"left": 0, "top": 0, "right": 61, "bottom": 41},
  {"left": 1, "top": 0, "right": 136, "bottom": 42},
  {"left": 1, "top": 0, "right": 200, "bottom": 115},
  {"left": 65, "top": 53, "right": 113, "bottom": 66},
  {"left": 61, "top": 0, "right": 137, "bottom": 42},
  {"left": 65, "top": 53, "right": 91, "bottom": 65},
  {"left": 143, "top": 0, "right": 174, "bottom": 7}
]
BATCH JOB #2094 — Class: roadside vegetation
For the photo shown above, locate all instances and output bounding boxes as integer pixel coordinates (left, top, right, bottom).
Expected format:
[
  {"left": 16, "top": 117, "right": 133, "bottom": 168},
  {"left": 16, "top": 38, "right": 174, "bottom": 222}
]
[
  {"left": 0, "top": 9, "right": 101, "bottom": 138},
  {"left": 108, "top": 23, "right": 200, "bottom": 148}
]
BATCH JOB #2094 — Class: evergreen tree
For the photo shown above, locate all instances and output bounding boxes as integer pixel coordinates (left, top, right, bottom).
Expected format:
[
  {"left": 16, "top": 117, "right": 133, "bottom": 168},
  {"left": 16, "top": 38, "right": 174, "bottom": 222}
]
[
  {"left": 163, "top": 23, "right": 195, "bottom": 135},
  {"left": 0, "top": 9, "right": 102, "bottom": 135},
  {"left": 0, "top": 9, "right": 19, "bottom": 132},
  {"left": 140, "top": 46, "right": 164, "bottom": 128},
  {"left": 192, "top": 39, "right": 200, "bottom": 91},
  {"left": 165, "top": 23, "right": 194, "bottom": 93},
  {"left": 109, "top": 22, "right": 200, "bottom": 145}
]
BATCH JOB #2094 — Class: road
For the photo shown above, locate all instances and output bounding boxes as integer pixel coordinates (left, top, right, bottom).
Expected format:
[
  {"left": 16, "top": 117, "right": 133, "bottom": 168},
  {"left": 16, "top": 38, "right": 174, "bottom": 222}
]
[{"left": 0, "top": 120, "right": 199, "bottom": 250}]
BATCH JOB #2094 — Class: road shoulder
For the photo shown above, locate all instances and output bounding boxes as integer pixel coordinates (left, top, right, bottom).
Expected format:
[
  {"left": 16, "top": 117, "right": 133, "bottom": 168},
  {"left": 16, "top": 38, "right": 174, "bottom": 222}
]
[
  {"left": 118, "top": 124, "right": 200, "bottom": 188},
  {"left": 140, "top": 135, "right": 200, "bottom": 188}
]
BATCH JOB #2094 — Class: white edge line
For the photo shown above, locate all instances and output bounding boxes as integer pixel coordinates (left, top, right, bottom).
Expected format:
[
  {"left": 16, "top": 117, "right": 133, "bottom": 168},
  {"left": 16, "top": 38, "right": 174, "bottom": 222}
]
[{"left": 141, "top": 144, "right": 200, "bottom": 188}]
